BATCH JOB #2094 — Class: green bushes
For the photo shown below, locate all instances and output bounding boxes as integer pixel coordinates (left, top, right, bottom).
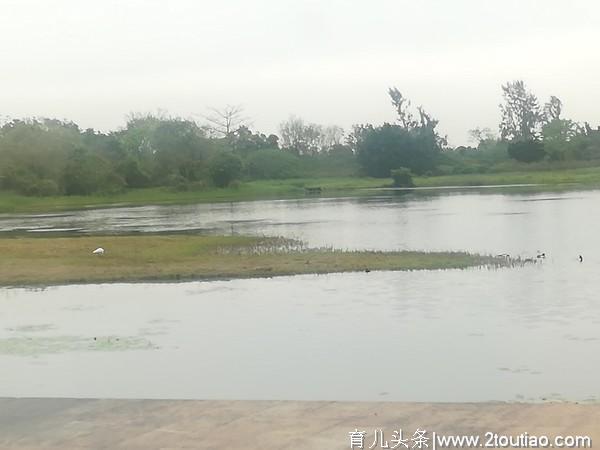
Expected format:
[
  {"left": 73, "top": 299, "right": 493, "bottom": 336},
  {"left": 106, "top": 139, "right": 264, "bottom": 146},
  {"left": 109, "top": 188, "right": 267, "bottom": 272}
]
[
  {"left": 117, "top": 158, "right": 151, "bottom": 188},
  {"left": 64, "top": 148, "right": 125, "bottom": 195},
  {"left": 507, "top": 140, "right": 546, "bottom": 163},
  {"left": 391, "top": 168, "right": 415, "bottom": 187},
  {"left": 355, "top": 124, "right": 440, "bottom": 177},
  {"left": 246, "top": 149, "right": 300, "bottom": 179},
  {"left": 208, "top": 152, "right": 243, "bottom": 187},
  {"left": 21, "top": 179, "right": 60, "bottom": 196}
]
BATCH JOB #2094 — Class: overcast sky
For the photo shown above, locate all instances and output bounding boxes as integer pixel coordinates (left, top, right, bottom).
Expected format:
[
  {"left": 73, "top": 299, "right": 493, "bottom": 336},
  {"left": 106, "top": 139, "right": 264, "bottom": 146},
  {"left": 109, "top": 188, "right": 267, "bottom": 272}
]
[{"left": 2, "top": 0, "right": 600, "bottom": 145}]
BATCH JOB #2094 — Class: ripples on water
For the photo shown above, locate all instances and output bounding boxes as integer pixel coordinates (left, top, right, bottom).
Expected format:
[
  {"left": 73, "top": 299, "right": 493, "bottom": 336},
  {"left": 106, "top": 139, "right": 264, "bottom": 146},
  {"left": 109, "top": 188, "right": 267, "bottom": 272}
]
[{"left": 0, "top": 188, "right": 599, "bottom": 402}]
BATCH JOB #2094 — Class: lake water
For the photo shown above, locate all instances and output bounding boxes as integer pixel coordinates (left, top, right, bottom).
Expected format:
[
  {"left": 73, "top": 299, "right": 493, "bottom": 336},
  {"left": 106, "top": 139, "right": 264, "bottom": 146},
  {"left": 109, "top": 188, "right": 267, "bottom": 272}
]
[
  {"left": 1, "top": 187, "right": 599, "bottom": 402},
  {"left": 0, "top": 187, "right": 597, "bottom": 257}
]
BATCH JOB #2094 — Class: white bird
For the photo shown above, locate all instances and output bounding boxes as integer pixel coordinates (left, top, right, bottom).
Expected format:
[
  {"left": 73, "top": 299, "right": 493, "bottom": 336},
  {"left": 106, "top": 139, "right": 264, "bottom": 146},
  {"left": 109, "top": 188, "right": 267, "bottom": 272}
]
[{"left": 92, "top": 247, "right": 105, "bottom": 255}]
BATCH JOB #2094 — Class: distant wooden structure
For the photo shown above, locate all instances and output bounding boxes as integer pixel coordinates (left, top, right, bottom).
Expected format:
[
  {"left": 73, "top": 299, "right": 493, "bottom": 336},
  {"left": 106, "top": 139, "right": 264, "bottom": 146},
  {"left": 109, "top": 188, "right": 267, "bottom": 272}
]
[{"left": 304, "top": 187, "right": 322, "bottom": 195}]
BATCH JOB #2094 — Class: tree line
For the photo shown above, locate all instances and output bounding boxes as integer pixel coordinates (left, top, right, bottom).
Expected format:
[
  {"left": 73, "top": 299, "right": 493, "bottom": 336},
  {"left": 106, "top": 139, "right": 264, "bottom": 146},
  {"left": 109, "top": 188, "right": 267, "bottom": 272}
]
[
  {"left": 1, "top": 81, "right": 600, "bottom": 196},
  {"left": 0, "top": 113, "right": 357, "bottom": 196}
]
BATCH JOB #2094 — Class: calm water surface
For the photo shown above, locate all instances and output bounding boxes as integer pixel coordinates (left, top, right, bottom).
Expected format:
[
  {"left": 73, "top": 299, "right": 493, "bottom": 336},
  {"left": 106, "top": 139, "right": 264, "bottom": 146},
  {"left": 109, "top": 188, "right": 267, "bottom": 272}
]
[
  {"left": 1, "top": 188, "right": 599, "bottom": 401},
  {"left": 1, "top": 188, "right": 598, "bottom": 257}
]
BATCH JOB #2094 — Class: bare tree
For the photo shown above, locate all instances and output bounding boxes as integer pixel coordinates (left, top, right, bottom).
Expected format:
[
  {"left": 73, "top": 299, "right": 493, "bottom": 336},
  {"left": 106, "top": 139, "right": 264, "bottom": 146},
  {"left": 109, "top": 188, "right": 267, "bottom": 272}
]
[
  {"left": 320, "top": 125, "right": 345, "bottom": 150},
  {"left": 203, "top": 105, "right": 249, "bottom": 137},
  {"left": 468, "top": 127, "right": 496, "bottom": 144},
  {"left": 279, "top": 116, "right": 323, "bottom": 155},
  {"left": 417, "top": 106, "right": 438, "bottom": 130},
  {"left": 388, "top": 87, "right": 417, "bottom": 129}
]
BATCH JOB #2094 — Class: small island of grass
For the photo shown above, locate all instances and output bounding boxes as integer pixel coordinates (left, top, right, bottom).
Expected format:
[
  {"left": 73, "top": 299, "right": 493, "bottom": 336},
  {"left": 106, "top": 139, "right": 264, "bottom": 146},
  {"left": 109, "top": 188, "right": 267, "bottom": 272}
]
[{"left": 0, "top": 235, "right": 517, "bottom": 286}]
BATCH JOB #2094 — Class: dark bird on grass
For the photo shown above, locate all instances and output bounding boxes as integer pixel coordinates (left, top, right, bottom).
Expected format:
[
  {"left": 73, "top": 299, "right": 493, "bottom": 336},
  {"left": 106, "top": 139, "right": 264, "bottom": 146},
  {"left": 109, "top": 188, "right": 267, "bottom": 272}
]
[{"left": 365, "top": 268, "right": 371, "bottom": 273}]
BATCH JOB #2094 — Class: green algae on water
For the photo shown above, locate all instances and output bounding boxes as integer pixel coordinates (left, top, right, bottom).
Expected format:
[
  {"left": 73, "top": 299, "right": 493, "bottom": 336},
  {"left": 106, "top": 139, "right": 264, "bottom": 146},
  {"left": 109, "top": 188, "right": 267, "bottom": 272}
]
[{"left": 0, "top": 335, "right": 156, "bottom": 356}]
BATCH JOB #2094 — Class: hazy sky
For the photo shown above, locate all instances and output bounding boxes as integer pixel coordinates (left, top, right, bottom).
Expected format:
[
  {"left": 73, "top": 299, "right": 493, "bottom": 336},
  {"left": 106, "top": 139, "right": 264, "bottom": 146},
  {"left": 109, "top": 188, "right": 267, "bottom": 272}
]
[{"left": 2, "top": 0, "right": 600, "bottom": 145}]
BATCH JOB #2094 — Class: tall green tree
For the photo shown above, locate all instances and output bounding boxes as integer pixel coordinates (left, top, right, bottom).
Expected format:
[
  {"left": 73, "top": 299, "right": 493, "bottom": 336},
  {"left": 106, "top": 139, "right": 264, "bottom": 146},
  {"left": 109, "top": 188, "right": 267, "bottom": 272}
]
[
  {"left": 117, "top": 114, "right": 211, "bottom": 185},
  {"left": 0, "top": 119, "right": 81, "bottom": 194},
  {"left": 355, "top": 123, "right": 440, "bottom": 176},
  {"left": 354, "top": 88, "right": 443, "bottom": 177}
]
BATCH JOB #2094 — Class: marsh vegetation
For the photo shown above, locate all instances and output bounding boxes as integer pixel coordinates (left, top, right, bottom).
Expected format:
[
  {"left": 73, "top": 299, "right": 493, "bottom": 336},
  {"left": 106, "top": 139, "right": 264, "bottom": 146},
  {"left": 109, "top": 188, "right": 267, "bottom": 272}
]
[{"left": 0, "top": 235, "right": 515, "bottom": 286}]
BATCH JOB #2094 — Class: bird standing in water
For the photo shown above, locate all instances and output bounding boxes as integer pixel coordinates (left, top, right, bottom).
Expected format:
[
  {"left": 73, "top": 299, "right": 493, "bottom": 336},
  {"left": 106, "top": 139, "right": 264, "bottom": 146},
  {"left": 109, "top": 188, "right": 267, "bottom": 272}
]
[{"left": 579, "top": 255, "right": 583, "bottom": 263}]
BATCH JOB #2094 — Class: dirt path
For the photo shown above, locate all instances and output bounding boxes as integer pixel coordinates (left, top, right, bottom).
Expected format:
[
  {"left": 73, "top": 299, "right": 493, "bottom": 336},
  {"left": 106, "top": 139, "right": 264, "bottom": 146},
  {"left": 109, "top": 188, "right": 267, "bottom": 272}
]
[{"left": 2, "top": 399, "right": 599, "bottom": 449}]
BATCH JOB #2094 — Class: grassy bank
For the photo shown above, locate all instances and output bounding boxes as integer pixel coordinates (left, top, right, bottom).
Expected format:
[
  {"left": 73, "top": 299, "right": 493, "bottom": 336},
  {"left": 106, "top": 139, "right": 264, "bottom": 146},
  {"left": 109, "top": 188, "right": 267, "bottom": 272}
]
[
  {"left": 2, "top": 166, "right": 600, "bottom": 215},
  {"left": 0, "top": 177, "right": 386, "bottom": 214},
  {"left": 415, "top": 166, "right": 600, "bottom": 187},
  {"left": 0, "top": 235, "right": 510, "bottom": 286}
]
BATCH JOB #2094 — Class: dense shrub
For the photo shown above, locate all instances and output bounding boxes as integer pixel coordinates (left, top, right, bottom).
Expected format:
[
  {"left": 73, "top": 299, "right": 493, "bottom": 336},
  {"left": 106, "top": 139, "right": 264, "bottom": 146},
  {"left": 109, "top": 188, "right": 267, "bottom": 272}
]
[
  {"left": 64, "top": 148, "right": 125, "bottom": 195},
  {"left": 391, "top": 168, "right": 415, "bottom": 187},
  {"left": 117, "top": 158, "right": 151, "bottom": 188},
  {"left": 356, "top": 124, "right": 440, "bottom": 177},
  {"left": 246, "top": 149, "right": 299, "bottom": 179},
  {"left": 99, "top": 172, "right": 126, "bottom": 194},
  {"left": 507, "top": 140, "right": 546, "bottom": 163},
  {"left": 208, "top": 152, "right": 243, "bottom": 187},
  {"left": 1, "top": 170, "right": 38, "bottom": 194},
  {"left": 27, "top": 179, "right": 61, "bottom": 196}
]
